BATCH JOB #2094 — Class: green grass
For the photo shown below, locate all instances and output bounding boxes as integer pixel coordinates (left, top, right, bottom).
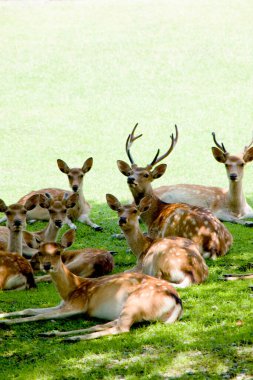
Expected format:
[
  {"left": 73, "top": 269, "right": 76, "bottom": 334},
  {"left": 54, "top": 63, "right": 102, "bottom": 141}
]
[{"left": 0, "top": 1, "right": 253, "bottom": 379}]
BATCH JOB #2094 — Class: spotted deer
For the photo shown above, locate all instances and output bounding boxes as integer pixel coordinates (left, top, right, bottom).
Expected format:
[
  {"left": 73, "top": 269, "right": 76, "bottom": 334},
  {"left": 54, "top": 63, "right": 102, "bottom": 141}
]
[
  {"left": 0, "top": 230, "right": 182, "bottom": 342},
  {"left": 0, "top": 195, "right": 39, "bottom": 255},
  {"left": 117, "top": 124, "right": 233, "bottom": 259},
  {"left": 106, "top": 194, "right": 208, "bottom": 287},
  {"left": 0, "top": 198, "right": 37, "bottom": 290},
  {"left": 22, "top": 192, "right": 79, "bottom": 258},
  {"left": 26, "top": 229, "right": 114, "bottom": 283},
  {"left": 155, "top": 132, "right": 253, "bottom": 226},
  {"left": 0, "top": 158, "right": 102, "bottom": 231}
]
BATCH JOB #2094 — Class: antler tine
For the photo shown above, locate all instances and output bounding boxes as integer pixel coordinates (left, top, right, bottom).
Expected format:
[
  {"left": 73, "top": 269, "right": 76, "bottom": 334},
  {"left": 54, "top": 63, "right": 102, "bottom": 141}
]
[
  {"left": 125, "top": 123, "right": 143, "bottom": 164},
  {"left": 212, "top": 132, "right": 227, "bottom": 153},
  {"left": 244, "top": 132, "right": 253, "bottom": 152},
  {"left": 150, "top": 125, "right": 179, "bottom": 167}
]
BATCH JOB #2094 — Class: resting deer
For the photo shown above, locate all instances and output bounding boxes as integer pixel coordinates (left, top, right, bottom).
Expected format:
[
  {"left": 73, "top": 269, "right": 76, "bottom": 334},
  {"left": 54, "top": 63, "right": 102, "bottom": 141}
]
[
  {"left": 117, "top": 124, "right": 233, "bottom": 259},
  {"left": 0, "top": 198, "right": 37, "bottom": 290},
  {"left": 0, "top": 158, "right": 102, "bottom": 231},
  {"left": 0, "top": 230, "right": 182, "bottom": 342},
  {"left": 106, "top": 194, "right": 208, "bottom": 287},
  {"left": 22, "top": 192, "right": 79, "bottom": 258},
  {"left": 26, "top": 230, "right": 114, "bottom": 283},
  {"left": 155, "top": 132, "right": 253, "bottom": 226},
  {"left": 0, "top": 195, "right": 39, "bottom": 255}
]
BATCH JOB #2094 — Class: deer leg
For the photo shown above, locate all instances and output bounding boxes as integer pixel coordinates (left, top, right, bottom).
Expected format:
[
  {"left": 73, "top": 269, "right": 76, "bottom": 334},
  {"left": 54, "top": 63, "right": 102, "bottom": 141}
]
[
  {"left": 0, "top": 308, "right": 84, "bottom": 325},
  {"left": 65, "top": 217, "right": 77, "bottom": 230},
  {"left": 0, "top": 302, "right": 64, "bottom": 319},
  {"left": 35, "top": 274, "right": 52, "bottom": 283},
  {"left": 39, "top": 320, "right": 118, "bottom": 337},
  {"left": 78, "top": 214, "right": 103, "bottom": 231},
  {"left": 221, "top": 273, "right": 253, "bottom": 281}
]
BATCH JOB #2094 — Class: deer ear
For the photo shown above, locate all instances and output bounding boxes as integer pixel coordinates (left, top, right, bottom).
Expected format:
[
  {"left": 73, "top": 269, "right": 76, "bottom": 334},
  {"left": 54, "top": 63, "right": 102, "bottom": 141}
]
[
  {"left": 117, "top": 160, "right": 132, "bottom": 177},
  {"left": 211, "top": 147, "right": 227, "bottom": 163},
  {"left": 151, "top": 164, "right": 167, "bottom": 179},
  {"left": 0, "top": 199, "right": 7, "bottom": 213},
  {"left": 65, "top": 193, "right": 79, "bottom": 209},
  {"left": 106, "top": 194, "right": 121, "bottom": 211},
  {"left": 23, "top": 231, "right": 40, "bottom": 249},
  {"left": 138, "top": 196, "right": 152, "bottom": 213},
  {"left": 25, "top": 194, "right": 39, "bottom": 211},
  {"left": 39, "top": 194, "right": 51, "bottom": 209},
  {"left": 57, "top": 159, "right": 70, "bottom": 174},
  {"left": 61, "top": 229, "right": 75, "bottom": 248},
  {"left": 82, "top": 157, "right": 93, "bottom": 173},
  {"left": 243, "top": 147, "right": 253, "bottom": 163}
]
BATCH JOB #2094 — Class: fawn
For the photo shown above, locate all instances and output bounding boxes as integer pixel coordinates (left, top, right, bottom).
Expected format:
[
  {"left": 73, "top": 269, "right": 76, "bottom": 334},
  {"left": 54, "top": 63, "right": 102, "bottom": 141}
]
[{"left": 106, "top": 194, "right": 208, "bottom": 287}]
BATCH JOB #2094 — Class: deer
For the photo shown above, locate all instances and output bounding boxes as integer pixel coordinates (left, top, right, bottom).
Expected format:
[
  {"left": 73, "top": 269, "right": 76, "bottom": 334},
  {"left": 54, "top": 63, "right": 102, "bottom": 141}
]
[
  {"left": 0, "top": 229, "right": 183, "bottom": 342},
  {"left": 22, "top": 192, "right": 79, "bottom": 258},
  {"left": 0, "top": 198, "right": 37, "bottom": 290},
  {"left": 0, "top": 158, "right": 102, "bottom": 231},
  {"left": 26, "top": 229, "right": 114, "bottom": 283},
  {"left": 0, "top": 195, "right": 39, "bottom": 255},
  {"left": 106, "top": 194, "right": 208, "bottom": 287},
  {"left": 117, "top": 124, "right": 233, "bottom": 259},
  {"left": 154, "top": 132, "right": 253, "bottom": 227}
]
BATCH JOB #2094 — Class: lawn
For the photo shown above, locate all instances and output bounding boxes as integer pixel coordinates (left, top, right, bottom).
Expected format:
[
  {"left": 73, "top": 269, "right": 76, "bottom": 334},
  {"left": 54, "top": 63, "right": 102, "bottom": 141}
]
[{"left": 0, "top": 1, "right": 253, "bottom": 379}]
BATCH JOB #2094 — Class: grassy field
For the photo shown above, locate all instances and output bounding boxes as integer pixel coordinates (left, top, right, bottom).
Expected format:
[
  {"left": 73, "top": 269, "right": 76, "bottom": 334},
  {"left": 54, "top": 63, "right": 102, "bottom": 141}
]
[{"left": 0, "top": 1, "right": 253, "bottom": 379}]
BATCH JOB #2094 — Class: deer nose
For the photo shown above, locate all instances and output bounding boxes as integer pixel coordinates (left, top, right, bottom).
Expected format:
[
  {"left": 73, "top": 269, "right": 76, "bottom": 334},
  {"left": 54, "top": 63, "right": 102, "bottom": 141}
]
[
  {"left": 14, "top": 219, "right": 22, "bottom": 227},
  {"left": 230, "top": 174, "right": 238, "bottom": 181},
  {"left": 43, "top": 263, "right": 51, "bottom": 271},
  {"left": 119, "top": 217, "right": 127, "bottom": 226},
  {"left": 127, "top": 177, "right": 135, "bottom": 185},
  {"left": 55, "top": 220, "right": 63, "bottom": 228},
  {"left": 72, "top": 185, "right": 78, "bottom": 192}
]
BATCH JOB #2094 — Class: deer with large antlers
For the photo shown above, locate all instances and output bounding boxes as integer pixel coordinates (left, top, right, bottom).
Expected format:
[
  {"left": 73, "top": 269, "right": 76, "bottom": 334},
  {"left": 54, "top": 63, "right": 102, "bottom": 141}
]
[
  {"left": 0, "top": 229, "right": 182, "bottom": 342},
  {"left": 0, "top": 197, "right": 37, "bottom": 290},
  {"left": 0, "top": 158, "right": 102, "bottom": 231},
  {"left": 106, "top": 194, "right": 208, "bottom": 287},
  {"left": 117, "top": 124, "right": 233, "bottom": 259},
  {"left": 155, "top": 132, "right": 253, "bottom": 226}
]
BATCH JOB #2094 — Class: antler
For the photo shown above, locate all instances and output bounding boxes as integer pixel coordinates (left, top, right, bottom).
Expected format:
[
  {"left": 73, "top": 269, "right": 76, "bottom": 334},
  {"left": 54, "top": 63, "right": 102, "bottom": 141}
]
[
  {"left": 149, "top": 125, "right": 179, "bottom": 167},
  {"left": 125, "top": 123, "right": 143, "bottom": 164},
  {"left": 244, "top": 132, "right": 253, "bottom": 152},
  {"left": 212, "top": 132, "right": 228, "bottom": 154}
]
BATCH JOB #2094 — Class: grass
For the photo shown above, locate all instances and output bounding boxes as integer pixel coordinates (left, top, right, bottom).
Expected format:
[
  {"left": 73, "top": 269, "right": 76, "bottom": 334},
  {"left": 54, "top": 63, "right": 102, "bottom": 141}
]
[{"left": 0, "top": 0, "right": 253, "bottom": 379}]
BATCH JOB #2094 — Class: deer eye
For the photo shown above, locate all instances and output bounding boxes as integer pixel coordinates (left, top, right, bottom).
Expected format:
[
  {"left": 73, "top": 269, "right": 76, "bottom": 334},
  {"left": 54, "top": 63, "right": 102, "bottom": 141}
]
[
  {"left": 132, "top": 209, "right": 138, "bottom": 214},
  {"left": 240, "top": 163, "right": 244, "bottom": 167},
  {"left": 5, "top": 211, "right": 11, "bottom": 216},
  {"left": 143, "top": 173, "right": 149, "bottom": 178},
  {"left": 56, "top": 251, "right": 61, "bottom": 256}
]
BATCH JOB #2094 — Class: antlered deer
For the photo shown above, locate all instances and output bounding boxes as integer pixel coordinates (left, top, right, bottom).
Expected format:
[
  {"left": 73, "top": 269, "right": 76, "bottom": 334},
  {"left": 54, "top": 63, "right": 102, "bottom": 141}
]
[
  {"left": 117, "top": 124, "right": 233, "bottom": 259},
  {"left": 0, "top": 158, "right": 102, "bottom": 231},
  {"left": 0, "top": 230, "right": 182, "bottom": 341},
  {"left": 155, "top": 132, "right": 253, "bottom": 226},
  {"left": 106, "top": 194, "right": 208, "bottom": 287}
]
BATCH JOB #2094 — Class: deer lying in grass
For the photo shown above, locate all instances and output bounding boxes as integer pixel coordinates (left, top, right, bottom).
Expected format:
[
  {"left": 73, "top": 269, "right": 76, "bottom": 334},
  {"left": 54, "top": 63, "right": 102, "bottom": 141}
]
[
  {"left": 22, "top": 192, "right": 79, "bottom": 258},
  {"left": 0, "top": 198, "right": 37, "bottom": 290},
  {"left": 27, "top": 230, "right": 114, "bottom": 283},
  {"left": 0, "top": 158, "right": 102, "bottom": 231},
  {"left": 0, "top": 230, "right": 182, "bottom": 342},
  {"left": 106, "top": 194, "right": 208, "bottom": 287},
  {"left": 0, "top": 195, "right": 39, "bottom": 254},
  {"left": 117, "top": 124, "right": 233, "bottom": 259},
  {"left": 155, "top": 132, "right": 253, "bottom": 226}
]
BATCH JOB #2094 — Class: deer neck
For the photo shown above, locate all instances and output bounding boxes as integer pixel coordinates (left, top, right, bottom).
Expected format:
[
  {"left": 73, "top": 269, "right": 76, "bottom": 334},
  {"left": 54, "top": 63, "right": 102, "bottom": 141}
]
[
  {"left": 130, "top": 184, "right": 153, "bottom": 206},
  {"left": 228, "top": 179, "right": 246, "bottom": 214},
  {"left": 50, "top": 261, "right": 85, "bottom": 301},
  {"left": 122, "top": 226, "right": 151, "bottom": 260},
  {"left": 77, "top": 185, "right": 85, "bottom": 205},
  {"left": 36, "top": 220, "right": 59, "bottom": 243},
  {"left": 8, "top": 230, "right": 23, "bottom": 255}
]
